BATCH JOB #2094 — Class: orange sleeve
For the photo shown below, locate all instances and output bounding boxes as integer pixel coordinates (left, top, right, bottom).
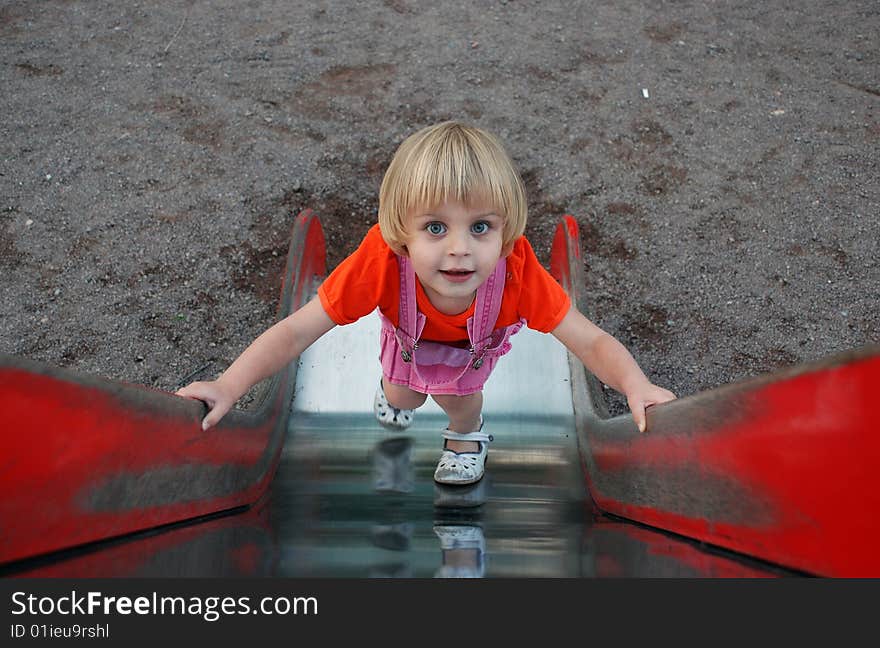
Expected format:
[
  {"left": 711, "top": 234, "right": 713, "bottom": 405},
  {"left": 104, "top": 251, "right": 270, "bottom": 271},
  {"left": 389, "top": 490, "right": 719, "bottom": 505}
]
[
  {"left": 318, "top": 224, "right": 398, "bottom": 325},
  {"left": 512, "top": 236, "right": 571, "bottom": 333}
]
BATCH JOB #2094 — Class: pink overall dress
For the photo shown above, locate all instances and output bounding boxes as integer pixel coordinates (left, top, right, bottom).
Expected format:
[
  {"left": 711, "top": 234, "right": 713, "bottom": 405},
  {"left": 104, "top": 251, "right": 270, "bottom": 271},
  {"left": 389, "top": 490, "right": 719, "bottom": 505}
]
[{"left": 378, "top": 254, "right": 524, "bottom": 396}]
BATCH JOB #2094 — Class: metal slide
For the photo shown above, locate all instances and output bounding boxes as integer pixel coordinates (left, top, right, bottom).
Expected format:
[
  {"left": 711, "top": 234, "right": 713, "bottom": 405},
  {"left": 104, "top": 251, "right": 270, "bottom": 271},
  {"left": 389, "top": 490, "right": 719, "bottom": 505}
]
[{"left": 1, "top": 212, "right": 877, "bottom": 577}]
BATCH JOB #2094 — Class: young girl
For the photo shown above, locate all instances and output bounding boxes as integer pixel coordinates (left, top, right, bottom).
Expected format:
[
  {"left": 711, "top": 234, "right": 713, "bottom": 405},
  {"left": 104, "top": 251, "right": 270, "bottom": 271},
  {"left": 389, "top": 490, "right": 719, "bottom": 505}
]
[{"left": 176, "top": 121, "right": 676, "bottom": 486}]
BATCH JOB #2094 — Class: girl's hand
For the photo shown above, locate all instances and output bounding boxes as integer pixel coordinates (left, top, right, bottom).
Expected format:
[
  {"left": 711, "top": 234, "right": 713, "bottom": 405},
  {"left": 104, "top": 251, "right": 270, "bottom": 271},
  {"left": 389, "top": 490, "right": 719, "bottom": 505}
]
[
  {"left": 626, "top": 382, "right": 676, "bottom": 433},
  {"left": 175, "top": 380, "right": 237, "bottom": 430}
]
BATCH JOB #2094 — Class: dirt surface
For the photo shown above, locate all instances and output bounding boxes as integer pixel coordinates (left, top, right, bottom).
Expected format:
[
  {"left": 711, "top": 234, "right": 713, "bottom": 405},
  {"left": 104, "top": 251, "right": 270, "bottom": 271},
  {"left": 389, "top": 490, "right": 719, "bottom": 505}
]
[{"left": 2, "top": 0, "right": 877, "bottom": 416}]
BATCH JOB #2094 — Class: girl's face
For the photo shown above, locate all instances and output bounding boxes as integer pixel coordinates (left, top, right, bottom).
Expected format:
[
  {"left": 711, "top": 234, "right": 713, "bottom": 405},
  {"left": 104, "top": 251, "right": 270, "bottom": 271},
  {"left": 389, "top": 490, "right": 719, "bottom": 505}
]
[{"left": 403, "top": 199, "right": 505, "bottom": 315}]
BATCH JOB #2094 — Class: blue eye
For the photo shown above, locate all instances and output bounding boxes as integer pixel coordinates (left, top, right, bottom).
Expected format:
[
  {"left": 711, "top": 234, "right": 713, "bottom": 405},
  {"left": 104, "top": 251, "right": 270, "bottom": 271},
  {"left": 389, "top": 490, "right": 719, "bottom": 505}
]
[
  {"left": 427, "top": 222, "right": 446, "bottom": 235},
  {"left": 471, "top": 221, "right": 489, "bottom": 235}
]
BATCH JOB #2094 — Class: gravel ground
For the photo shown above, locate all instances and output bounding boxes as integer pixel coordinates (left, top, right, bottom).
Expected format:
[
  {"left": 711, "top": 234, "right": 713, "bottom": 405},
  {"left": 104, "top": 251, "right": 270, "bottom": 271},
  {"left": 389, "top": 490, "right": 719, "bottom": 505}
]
[{"left": 1, "top": 0, "right": 877, "bottom": 416}]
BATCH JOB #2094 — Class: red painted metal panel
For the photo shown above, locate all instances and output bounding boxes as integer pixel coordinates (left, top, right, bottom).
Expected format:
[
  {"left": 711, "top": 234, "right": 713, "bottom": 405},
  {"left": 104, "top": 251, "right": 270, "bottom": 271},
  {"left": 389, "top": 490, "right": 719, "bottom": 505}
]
[
  {"left": 8, "top": 499, "right": 276, "bottom": 578},
  {"left": 0, "top": 210, "right": 325, "bottom": 567},
  {"left": 551, "top": 215, "right": 880, "bottom": 576},
  {"left": 587, "top": 520, "right": 780, "bottom": 578}
]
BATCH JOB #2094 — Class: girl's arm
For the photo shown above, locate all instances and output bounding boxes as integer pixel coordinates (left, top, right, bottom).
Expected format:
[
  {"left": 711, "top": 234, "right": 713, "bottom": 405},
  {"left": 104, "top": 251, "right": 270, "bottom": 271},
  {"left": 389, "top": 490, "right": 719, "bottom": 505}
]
[
  {"left": 551, "top": 306, "right": 676, "bottom": 432},
  {"left": 176, "top": 297, "right": 337, "bottom": 429}
]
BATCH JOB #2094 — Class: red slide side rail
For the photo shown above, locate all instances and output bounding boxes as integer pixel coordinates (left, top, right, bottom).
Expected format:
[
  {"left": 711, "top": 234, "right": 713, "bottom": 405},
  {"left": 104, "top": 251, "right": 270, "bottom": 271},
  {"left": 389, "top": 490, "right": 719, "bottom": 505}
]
[
  {"left": 0, "top": 210, "right": 325, "bottom": 567},
  {"left": 551, "top": 215, "right": 880, "bottom": 577}
]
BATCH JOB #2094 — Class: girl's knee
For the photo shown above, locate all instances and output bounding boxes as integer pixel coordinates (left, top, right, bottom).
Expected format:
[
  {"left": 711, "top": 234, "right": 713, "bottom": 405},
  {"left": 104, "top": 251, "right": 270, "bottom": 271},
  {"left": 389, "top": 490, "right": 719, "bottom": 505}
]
[
  {"left": 431, "top": 391, "right": 482, "bottom": 410},
  {"left": 382, "top": 379, "right": 428, "bottom": 410}
]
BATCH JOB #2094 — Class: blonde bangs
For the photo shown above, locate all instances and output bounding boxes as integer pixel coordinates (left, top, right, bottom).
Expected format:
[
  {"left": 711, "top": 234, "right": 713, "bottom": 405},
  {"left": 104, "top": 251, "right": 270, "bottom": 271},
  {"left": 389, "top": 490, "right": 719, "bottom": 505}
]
[{"left": 379, "top": 122, "right": 526, "bottom": 253}]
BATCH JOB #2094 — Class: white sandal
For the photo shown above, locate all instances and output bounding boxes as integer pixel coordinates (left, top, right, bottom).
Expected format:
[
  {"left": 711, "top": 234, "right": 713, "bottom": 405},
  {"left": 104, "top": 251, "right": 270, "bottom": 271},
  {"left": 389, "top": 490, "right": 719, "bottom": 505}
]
[
  {"left": 373, "top": 380, "right": 414, "bottom": 430},
  {"left": 433, "top": 424, "right": 493, "bottom": 486}
]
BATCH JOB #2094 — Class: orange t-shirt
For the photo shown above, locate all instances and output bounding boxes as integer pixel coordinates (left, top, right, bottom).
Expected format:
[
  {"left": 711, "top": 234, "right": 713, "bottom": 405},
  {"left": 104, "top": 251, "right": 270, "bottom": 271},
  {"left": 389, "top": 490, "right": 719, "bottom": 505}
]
[{"left": 318, "top": 224, "right": 571, "bottom": 343}]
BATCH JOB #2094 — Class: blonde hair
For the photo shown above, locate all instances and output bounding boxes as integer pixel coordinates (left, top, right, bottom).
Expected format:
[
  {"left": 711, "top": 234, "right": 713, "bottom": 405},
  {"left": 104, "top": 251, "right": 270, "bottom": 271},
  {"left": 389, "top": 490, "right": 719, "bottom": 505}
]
[{"left": 378, "top": 121, "right": 527, "bottom": 255}]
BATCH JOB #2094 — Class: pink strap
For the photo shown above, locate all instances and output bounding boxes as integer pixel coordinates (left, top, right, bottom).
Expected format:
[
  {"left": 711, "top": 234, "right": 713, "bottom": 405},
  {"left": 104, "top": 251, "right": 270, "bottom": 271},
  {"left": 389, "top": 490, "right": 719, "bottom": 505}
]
[
  {"left": 394, "top": 256, "right": 424, "bottom": 358},
  {"left": 467, "top": 259, "right": 506, "bottom": 351}
]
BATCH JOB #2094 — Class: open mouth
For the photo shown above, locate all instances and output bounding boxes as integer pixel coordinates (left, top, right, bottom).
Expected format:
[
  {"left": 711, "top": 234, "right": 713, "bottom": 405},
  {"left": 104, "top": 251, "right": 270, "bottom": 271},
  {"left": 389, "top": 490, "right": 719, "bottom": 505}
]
[{"left": 440, "top": 269, "right": 475, "bottom": 283}]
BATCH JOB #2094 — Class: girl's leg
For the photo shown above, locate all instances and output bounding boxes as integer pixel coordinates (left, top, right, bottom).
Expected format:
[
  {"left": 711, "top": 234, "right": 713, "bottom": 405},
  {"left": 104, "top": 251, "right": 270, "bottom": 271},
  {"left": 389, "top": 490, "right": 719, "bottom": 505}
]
[
  {"left": 382, "top": 376, "right": 428, "bottom": 410},
  {"left": 431, "top": 391, "right": 483, "bottom": 453}
]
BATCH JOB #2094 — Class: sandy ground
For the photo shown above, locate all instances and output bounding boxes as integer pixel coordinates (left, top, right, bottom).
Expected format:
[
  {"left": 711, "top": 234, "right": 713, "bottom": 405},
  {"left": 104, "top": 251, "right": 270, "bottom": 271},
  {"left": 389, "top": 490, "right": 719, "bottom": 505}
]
[{"left": 1, "top": 0, "right": 877, "bottom": 416}]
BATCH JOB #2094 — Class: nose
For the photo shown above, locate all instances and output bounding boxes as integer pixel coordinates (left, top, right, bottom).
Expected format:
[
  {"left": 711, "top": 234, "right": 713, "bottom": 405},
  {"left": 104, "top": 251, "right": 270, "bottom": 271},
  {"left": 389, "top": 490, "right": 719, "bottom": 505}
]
[{"left": 446, "top": 228, "right": 471, "bottom": 256}]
